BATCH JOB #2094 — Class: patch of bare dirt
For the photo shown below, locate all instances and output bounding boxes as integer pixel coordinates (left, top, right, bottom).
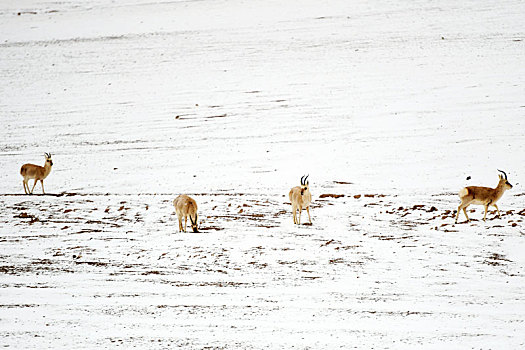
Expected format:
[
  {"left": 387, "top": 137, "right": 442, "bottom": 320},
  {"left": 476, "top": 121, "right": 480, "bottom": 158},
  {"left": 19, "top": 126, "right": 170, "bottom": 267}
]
[{"left": 319, "top": 194, "right": 345, "bottom": 199}]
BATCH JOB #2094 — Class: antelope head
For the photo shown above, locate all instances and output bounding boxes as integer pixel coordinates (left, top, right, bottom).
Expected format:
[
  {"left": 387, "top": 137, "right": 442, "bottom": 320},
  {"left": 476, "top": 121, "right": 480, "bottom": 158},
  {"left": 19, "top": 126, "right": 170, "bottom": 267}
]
[
  {"left": 44, "top": 153, "right": 53, "bottom": 166},
  {"left": 300, "top": 175, "right": 310, "bottom": 195},
  {"left": 497, "top": 169, "right": 512, "bottom": 190},
  {"left": 189, "top": 214, "right": 199, "bottom": 233}
]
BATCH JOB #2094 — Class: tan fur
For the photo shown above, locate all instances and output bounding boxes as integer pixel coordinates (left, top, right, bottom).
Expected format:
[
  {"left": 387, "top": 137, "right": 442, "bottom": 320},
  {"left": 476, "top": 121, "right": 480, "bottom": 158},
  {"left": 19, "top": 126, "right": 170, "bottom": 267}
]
[
  {"left": 20, "top": 153, "right": 53, "bottom": 194},
  {"left": 173, "top": 194, "right": 199, "bottom": 232},
  {"left": 289, "top": 177, "right": 312, "bottom": 225},
  {"left": 455, "top": 174, "right": 512, "bottom": 223}
]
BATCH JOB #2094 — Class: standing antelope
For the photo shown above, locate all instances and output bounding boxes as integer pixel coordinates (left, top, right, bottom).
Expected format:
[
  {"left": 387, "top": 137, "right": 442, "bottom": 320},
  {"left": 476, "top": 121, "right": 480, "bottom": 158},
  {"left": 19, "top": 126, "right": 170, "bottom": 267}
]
[
  {"left": 289, "top": 175, "right": 312, "bottom": 225},
  {"left": 455, "top": 169, "right": 513, "bottom": 224},
  {"left": 20, "top": 153, "right": 53, "bottom": 194},
  {"left": 173, "top": 194, "right": 199, "bottom": 232}
]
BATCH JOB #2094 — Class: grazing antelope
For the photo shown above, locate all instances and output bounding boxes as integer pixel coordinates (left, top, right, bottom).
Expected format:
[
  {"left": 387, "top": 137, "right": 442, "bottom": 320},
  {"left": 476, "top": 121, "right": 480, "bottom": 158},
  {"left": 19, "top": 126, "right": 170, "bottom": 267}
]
[
  {"left": 289, "top": 175, "right": 312, "bottom": 225},
  {"left": 20, "top": 153, "right": 53, "bottom": 194},
  {"left": 455, "top": 169, "right": 513, "bottom": 224},
  {"left": 173, "top": 194, "right": 199, "bottom": 232}
]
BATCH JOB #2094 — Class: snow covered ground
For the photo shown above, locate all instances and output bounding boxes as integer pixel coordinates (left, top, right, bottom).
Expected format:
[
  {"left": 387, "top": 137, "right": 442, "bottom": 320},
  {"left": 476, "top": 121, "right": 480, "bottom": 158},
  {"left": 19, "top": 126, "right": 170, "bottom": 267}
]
[{"left": 1, "top": 0, "right": 524, "bottom": 348}]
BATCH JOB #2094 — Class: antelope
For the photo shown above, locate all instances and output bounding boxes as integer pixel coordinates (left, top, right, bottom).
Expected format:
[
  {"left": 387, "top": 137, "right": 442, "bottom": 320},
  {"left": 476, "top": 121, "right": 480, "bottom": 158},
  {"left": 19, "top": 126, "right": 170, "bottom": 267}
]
[
  {"left": 173, "top": 194, "right": 199, "bottom": 232},
  {"left": 455, "top": 169, "right": 513, "bottom": 224},
  {"left": 289, "top": 175, "right": 312, "bottom": 225},
  {"left": 20, "top": 153, "right": 53, "bottom": 194}
]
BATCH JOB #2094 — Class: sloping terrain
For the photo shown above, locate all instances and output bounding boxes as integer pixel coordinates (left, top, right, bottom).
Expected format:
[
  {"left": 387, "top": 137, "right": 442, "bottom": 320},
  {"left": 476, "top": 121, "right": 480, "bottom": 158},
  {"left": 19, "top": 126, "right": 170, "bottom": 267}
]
[{"left": 1, "top": 0, "right": 524, "bottom": 348}]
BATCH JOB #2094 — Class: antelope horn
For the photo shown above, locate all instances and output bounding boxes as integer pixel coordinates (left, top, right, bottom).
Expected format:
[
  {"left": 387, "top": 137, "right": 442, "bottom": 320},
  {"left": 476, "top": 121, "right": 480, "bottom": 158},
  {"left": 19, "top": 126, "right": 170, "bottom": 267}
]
[
  {"left": 300, "top": 175, "right": 305, "bottom": 185},
  {"left": 304, "top": 174, "right": 309, "bottom": 184},
  {"left": 497, "top": 169, "right": 507, "bottom": 180}
]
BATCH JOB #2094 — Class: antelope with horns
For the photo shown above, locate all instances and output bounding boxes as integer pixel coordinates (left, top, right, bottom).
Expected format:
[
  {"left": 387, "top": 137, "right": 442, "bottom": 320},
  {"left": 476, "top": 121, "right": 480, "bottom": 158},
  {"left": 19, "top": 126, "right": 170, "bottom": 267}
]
[
  {"left": 20, "top": 153, "right": 53, "bottom": 194},
  {"left": 173, "top": 194, "right": 199, "bottom": 232},
  {"left": 289, "top": 175, "right": 312, "bottom": 225},
  {"left": 455, "top": 169, "right": 513, "bottom": 224}
]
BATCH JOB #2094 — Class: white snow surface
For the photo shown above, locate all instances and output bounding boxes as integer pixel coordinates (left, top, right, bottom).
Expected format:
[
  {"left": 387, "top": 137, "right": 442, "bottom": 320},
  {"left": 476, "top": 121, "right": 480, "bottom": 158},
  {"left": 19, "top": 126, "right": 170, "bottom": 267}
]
[{"left": 1, "top": 0, "right": 525, "bottom": 348}]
